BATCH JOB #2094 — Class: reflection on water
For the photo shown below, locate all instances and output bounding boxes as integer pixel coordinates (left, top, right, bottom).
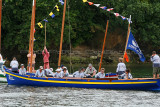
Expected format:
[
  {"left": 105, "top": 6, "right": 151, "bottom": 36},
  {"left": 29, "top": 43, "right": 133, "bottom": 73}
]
[{"left": 0, "top": 83, "right": 160, "bottom": 107}]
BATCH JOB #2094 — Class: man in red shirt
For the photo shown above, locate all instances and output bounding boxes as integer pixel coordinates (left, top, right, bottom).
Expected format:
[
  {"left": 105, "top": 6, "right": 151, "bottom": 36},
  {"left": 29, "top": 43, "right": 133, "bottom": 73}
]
[{"left": 42, "top": 46, "right": 50, "bottom": 69}]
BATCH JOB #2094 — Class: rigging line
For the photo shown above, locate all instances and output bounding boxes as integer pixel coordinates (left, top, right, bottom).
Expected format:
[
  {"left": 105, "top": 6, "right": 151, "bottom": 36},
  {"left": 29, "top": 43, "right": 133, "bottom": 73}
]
[{"left": 67, "top": 0, "right": 72, "bottom": 72}]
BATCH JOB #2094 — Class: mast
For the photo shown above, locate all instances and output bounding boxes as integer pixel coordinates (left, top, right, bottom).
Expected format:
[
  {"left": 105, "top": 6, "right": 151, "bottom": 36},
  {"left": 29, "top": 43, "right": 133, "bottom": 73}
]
[
  {"left": 0, "top": 0, "right": 2, "bottom": 53},
  {"left": 45, "top": 22, "right": 46, "bottom": 46},
  {"left": 123, "top": 15, "right": 131, "bottom": 61},
  {"left": 98, "top": 20, "right": 109, "bottom": 72},
  {"left": 58, "top": 0, "right": 67, "bottom": 67},
  {"left": 28, "top": 0, "right": 36, "bottom": 72}
]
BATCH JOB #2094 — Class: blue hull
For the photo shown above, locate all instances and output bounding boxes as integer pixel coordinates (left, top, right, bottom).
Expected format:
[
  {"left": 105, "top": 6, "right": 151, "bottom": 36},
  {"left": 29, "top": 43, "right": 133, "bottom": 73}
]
[{"left": 5, "top": 70, "right": 160, "bottom": 91}]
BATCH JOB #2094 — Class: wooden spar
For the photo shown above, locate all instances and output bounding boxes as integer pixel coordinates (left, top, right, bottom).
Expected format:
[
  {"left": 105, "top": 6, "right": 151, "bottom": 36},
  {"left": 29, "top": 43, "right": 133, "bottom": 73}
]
[
  {"left": 0, "top": 0, "right": 2, "bottom": 53},
  {"left": 45, "top": 22, "right": 46, "bottom": 46},
  {"left": 58, "top": 0, "right": 67, "bottom": 67},
  {"left": 123, "top": 15, "right": 131, "bottom": 62},
  {"left": 29, "top": 0, "right": 36, "bottom": 73},
  {"left": 98, "top": 20, "right": 109, "bottom": 72}
]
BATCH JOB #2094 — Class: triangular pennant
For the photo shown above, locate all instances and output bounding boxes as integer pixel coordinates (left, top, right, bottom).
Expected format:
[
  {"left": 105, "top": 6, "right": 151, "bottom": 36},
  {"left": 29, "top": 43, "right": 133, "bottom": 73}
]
[
  {"left": 93, "top": 4, "right": 100, "bottom": 7},
  {"left": 100, "top": 6, "right": 107, "bottom": 10},
  {"left": 121, "top": 16, "right": 126, "bottom": 20},
  {"left": 83, "top": 0, "right": 87, "bottom": 3},
  {"left": 114, "top": 13, "right": 120, "bottom": 17},
  {"left": 124, "top": 52, "right": 129, "bottom": 62},
  {"left": 43, "top": 19, "right": 48, "bottom": 22},
  {"left": 37, "top": 22, "right": 43, "bottom": 28},
  {"left": 59, "top": 0, "right": 64, "bottom": 5},
  {"left": 88, "top": 2, "right": 94, "bottom": 5},
  {"left": 107, "top": 8, "right": 114, "bottom": 11}
]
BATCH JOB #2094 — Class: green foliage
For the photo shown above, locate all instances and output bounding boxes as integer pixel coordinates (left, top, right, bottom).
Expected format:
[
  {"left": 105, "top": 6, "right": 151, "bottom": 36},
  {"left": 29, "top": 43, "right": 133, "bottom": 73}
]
[{"left": 1, "top": 0, "right": 160, "bottom": 57}]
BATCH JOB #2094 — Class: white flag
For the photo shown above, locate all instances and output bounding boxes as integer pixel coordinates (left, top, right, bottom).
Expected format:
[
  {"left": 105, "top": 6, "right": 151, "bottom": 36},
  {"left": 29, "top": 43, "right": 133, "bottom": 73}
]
[
  {"left": 93, "top": 4, "right": 100, "bottom": 7},
  {"left": 33, "top": 0, "right": 34, "bottom": 6}
]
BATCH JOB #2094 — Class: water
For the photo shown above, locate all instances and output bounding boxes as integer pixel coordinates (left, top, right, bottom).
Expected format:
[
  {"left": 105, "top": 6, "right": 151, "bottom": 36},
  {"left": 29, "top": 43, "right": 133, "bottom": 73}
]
[
  {"left": 0, "top": 64, "right": 159, "bottom": 107},
  {"left": 0, "top": 83, "right": 160, "bottom": 107}
]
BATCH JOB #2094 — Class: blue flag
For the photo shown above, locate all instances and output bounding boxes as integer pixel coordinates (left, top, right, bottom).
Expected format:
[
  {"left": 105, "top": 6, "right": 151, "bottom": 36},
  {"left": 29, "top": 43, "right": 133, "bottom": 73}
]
[{"left": 127, "top": 32, "right": 145, "bottom": 62}]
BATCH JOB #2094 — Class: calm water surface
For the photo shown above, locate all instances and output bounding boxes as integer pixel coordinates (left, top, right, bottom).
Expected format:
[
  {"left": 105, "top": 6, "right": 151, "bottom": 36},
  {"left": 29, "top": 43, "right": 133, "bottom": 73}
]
[{"left": 1, "top": 64, "right": 159, "bottom": 107}]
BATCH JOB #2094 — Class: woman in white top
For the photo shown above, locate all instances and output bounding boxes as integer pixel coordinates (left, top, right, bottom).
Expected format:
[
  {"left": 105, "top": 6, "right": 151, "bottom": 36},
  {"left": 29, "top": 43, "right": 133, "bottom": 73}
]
[
  {"left": 19, "top": 64, "right": 26, "bottom": 75},
  {"left": 10, "top": 57, "right": 19, "bottom": 73}
]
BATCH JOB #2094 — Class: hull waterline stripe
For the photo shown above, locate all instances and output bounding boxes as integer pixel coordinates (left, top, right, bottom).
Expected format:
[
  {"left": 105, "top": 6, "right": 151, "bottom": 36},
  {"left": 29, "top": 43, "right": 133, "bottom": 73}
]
[{"left": 6, "top": 72, "right": 157, "bottom": 85}]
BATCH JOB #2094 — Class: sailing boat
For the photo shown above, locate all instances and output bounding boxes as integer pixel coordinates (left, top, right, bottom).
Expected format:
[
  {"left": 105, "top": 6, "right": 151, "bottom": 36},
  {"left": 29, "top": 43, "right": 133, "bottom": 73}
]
[{"left": 4, "top": 0, "right": 160, "bottom": 91}]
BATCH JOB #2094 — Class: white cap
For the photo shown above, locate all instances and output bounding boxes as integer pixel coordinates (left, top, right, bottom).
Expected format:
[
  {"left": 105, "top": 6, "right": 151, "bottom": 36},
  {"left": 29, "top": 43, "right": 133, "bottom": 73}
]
[
  {"left": 39, "top": 66, "right": 43, "bottom": 69},
  {"left": 56, "top": 68, "right": 61, "bottom": 72},
  {"left": 50, "top": 68, "right": 53, "bottom": 72},
  {"left": 63, "top": 67, "right": 67, "bottom": 70}
]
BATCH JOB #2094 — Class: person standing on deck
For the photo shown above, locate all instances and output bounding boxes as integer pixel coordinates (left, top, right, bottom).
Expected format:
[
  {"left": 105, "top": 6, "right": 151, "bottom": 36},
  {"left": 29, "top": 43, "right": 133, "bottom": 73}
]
[
  {"left": 85, "top": 63, "right": 97, "bottom": 77},
  {"left": 10, "top": 57, "right": 19, "bottom": 73},
  {"left": 27, "top": 52, "right": 36, "bottom": 72},
  {"left": 151, "top": 51, "right": 160, "bottom": 78},
  {"left": 116, "top": 58, "right": 126, "bottom": 79},
  {"left": 95, "top": 68, "right": 105, "bottom": 78},
  {"left": 19, "top": 64, "right": 26, "bottom": 75},
  {"left": 0, "top": 54, "right": 5, "bottom": 72},
  {"left": 42, "top": 46, "right": 50, "bottom": 69}
]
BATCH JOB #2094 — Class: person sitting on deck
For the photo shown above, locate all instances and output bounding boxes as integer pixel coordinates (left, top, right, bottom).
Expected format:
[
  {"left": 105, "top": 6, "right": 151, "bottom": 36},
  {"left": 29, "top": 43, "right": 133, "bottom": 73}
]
[
  {"left": 60, "top": 64, "right": 69, "bottom": 74},
  {"left": 10, "top": 57, "right": 19, "bottom": 73},
  {"left": 53, "top": 68, "right": 63, "bottom": 78},
  {"left": 95, "top": 68, "right": 105, "bottom": 78},
  {"left": 27, "top": 52, "right": 36, "bottom": 72},
  {"left": 85, "top": 63, "right": 97, "bottom": 77},
  {"left": 150, "top": 51, "right": 160, "bottom": 78},
  {"left": 44, "top": 68, "right": 54, "bottom": 77},
  {"left": 62, "top": 67, "right": 69, "bottom": 77},
  {"left": 42, "top": 46, "right": 50, "bottom": 69},
  {"left": 35, "top": 66, "right": 45, "bottom": 77},
  {"left": 116, "top": 58, "right": 126, "bottom": 79},
  {"left": 19, "top": 64, "right": 26, "bottom": 75},
  {"left": 73, "top": 67, "right": 88, "bottom": 78},
  {"left": 121, "top": 69, "right": 133, "bottom": 79}
]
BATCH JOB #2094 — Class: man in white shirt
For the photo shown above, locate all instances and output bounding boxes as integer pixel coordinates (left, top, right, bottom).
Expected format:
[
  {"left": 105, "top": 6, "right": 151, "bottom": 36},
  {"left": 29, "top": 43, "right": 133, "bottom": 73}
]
[
  {"left": 10, "top": 57, "right": 19, "bottom": 73},
  {"left": 53, "top": 68, "right": 63, "bottom": 78},
  {"left": 151, "top": 51, "right": 160, "bottom": 78},
  {"left": 95, "top": 68, "right": 105, "bottom": 78},
  {"left": 19, "top": 64, "right": 26, "bottom": 75}
]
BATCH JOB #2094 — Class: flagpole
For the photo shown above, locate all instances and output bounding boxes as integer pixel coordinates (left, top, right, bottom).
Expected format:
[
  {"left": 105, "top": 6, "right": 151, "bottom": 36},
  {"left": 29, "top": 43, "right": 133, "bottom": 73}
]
[
  {"left": 123, "top": 15, "right": 131, "bottom": 62},
  {"left": 45, "top": 22, "right": 46, "bottom": 46},
  {"left": 0, "top": 0, "right": 2, "bottom": 53},
  {"left": 98, "top": 20, "right": 109, "bottom": 72},
  {"left": 58, "top": 0, "right": 67, "bottom": 67}
]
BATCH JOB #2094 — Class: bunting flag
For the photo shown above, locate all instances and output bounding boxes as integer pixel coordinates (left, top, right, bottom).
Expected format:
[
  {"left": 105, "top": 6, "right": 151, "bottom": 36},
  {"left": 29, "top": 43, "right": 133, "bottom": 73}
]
[
  {"left": 34, "top": 28, "right": 36, "bottom": 33},
  {"left": 127, "top": 18, "right": 132, "bottom": 24},
  {"left": 34, "top": 38, "right": 36, "bottom": 42},
  {"left": 43, "top": 19, "right": 48, "bottom": 22},
  {"left": 55, "top": 5, "right": 60, "bottom": 11},
  {"left": 88, "top": 2, "right": 94, "bottom": 5},
  {"left": 83, "top": 0, "right": 87, "bottom": 3},
  {"left": 127, "top": 32, "right": 145, "bottom": 62},
  {"left": 107, "top": 8, "right": 114, "bottom": 11},
  {"left": 59, "top": 0, "right": 64, "bottom": 5},
  {"left": 93, "top": 4, "right": 100, "bottom": 7},
  {"left": 121, "top": 16, "right": 126, "bottom": 20},
  {"left": 124, "top": 52, "right": 129, "bottom": 62},
  {"left": 49, "top": 12, "right": 55, "bottom": 18},
  {"left": 100, "top": 6, "right": 107, "bottom": 10},
  {"left": 114, "top": 13, "right": 120, "bottom": 17},
  {"left": 37, "top": 22, "right": 43, "bottom": 28}
]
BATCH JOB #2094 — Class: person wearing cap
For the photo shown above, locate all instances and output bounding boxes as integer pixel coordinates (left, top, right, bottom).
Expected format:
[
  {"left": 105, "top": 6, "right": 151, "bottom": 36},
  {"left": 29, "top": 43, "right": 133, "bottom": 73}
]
[
  {"left": 35, "top": 66, "right": 45, "bottom": 77},
  {"left": 44, "top": 68, "right": 54, "bottom": 77},
  {"left": 60, "top": 65, "right": 69, "bottom": 74},
  {"left": 85, "top": 63, "right": 97, "bottom": 77},
  {"left": 19, "top": 64, "right": 26, "bottom": 75},
  {"left": 151, "top": 51, "right": 160, "bottom": 78},
  {"left": 116, "top": 58, "right": 126, "bottom": 79},
  {"left": 53, "top": 68, "right": 63, "bottom": 78},
  {"left": 42, "top": 46, "right": 50, "bottom": 69},
  {"left": 62, "top": 67, "right": 69, "bottom": 77},
  {"left": 95, "top": 68, "right": 105, "bottom": 78},
  {"left": 73, "top": 67, "right": 88, "bottom": 78}
]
